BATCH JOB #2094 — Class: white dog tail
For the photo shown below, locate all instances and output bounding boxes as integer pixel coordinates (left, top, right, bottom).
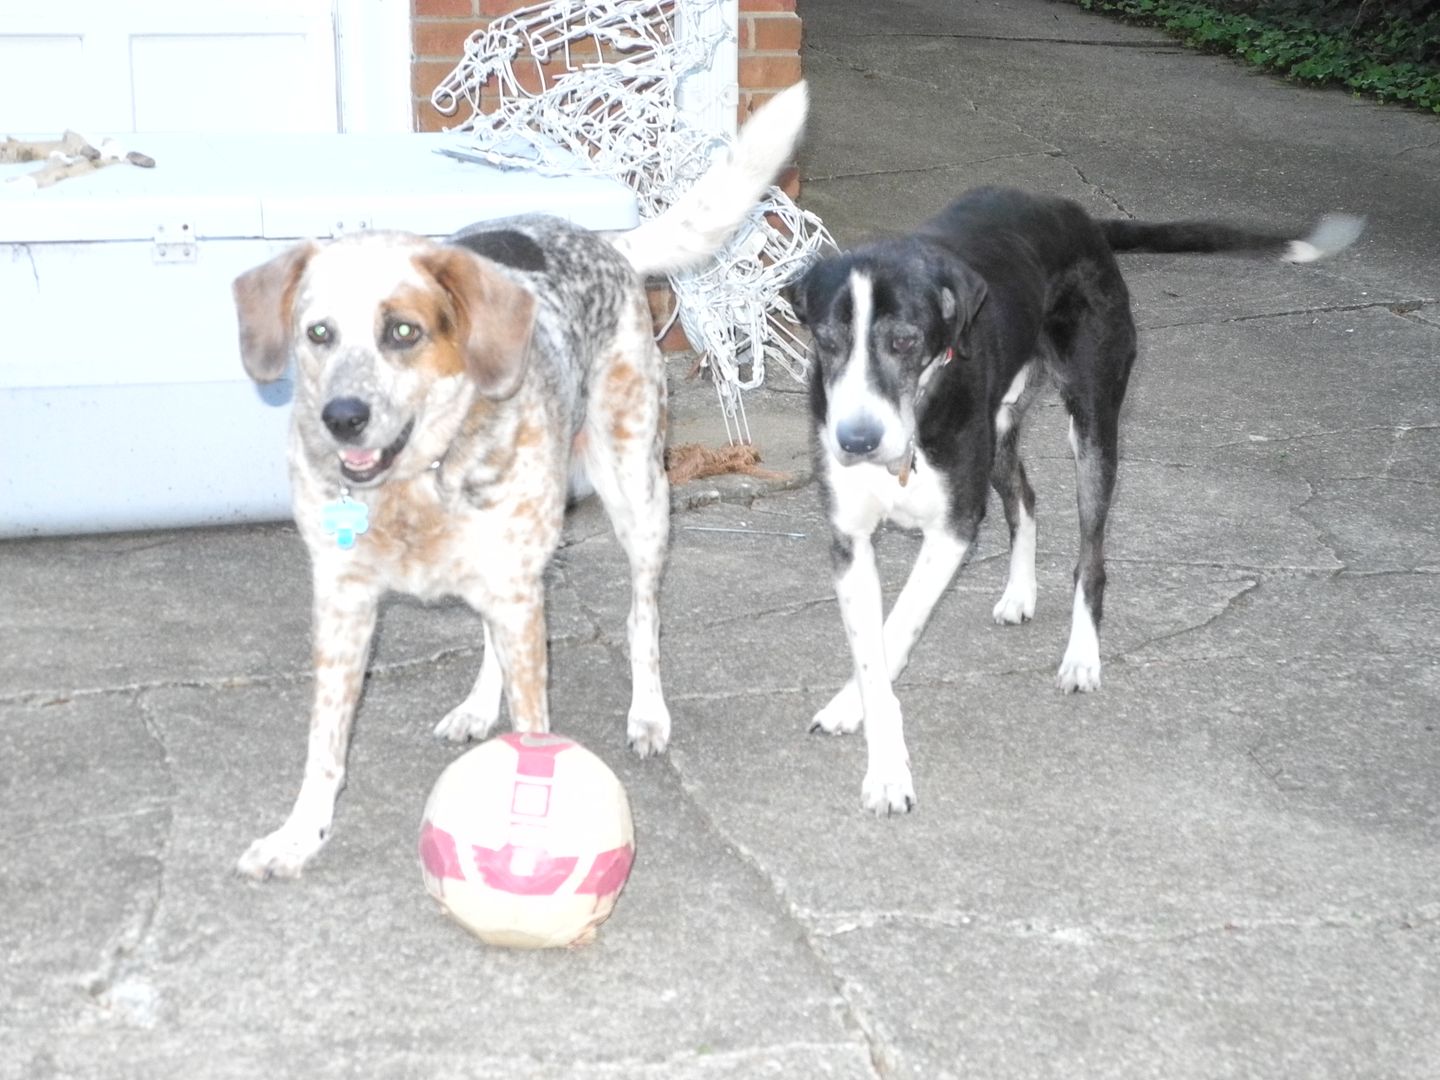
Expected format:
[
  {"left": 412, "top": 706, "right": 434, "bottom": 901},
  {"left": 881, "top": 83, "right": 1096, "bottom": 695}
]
[{"left": 611, "top": 81, "right": 809, "bottom": 278}]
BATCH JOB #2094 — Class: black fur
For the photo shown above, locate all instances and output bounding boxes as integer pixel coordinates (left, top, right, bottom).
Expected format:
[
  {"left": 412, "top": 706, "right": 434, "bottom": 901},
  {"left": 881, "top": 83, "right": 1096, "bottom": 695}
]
[
  {"left": 797, "top": 184, "right": 1332, "bottom": 693},
  {"left": 451, "top": 228, "right": 550, "bottom": 273}
]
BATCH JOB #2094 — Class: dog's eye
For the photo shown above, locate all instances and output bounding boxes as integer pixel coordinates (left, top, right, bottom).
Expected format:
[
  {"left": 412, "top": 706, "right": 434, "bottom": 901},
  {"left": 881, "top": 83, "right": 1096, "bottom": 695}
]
[
  {"left": 307, "top": 322, "right": 334, "bottom": 345},
  {"left": 385, "top": 321, "right": 422, "bottom": 348},
  {"left": 891, "top": 332, "right": 919, "bottom": 354}
]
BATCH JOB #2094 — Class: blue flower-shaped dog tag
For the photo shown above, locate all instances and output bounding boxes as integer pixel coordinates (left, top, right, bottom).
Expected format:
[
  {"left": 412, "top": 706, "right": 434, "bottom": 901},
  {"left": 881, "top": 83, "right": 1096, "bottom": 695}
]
[{"left": 321, "top": 497, "right": 370, "bottom": 550}]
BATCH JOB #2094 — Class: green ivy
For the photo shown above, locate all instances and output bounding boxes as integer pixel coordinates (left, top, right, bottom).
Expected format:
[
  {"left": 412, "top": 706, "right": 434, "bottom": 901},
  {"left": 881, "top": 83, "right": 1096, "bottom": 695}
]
[{"left": 1074, "top": 0, "right": 1440, "bottom": 113}]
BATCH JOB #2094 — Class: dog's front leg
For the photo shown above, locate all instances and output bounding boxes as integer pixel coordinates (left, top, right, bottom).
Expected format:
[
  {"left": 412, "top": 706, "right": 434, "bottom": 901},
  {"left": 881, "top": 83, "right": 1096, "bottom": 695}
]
[
  {"left": 821, "top": 531, "right": 916, "bottom": 814},
  {"left": 237, "top": 581, "right": 380, "bottom": 880},
  {"left": 813, "top": 528, "right": 971, "bottom": 741},
  {"left": 473, "top": 583, "right": 551, "bottom": 737},
  {"left": 433, "top": 621, "right": 505, "bottom": 742}
]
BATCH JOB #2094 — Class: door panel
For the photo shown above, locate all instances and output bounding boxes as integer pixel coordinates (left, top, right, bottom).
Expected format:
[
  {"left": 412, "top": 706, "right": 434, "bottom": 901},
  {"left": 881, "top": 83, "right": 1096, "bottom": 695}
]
[{"left": 0, "top": 2, "right": 338, "bottom": 134}]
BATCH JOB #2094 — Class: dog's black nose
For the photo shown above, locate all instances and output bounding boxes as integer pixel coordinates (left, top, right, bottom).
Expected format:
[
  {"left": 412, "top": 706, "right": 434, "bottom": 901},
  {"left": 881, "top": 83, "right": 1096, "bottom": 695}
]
[
  {"left": 835, "top": 415, "right": 884, "bottom": 456},
  {"left": 321, "top": 397, "right": 371, "bottom": 442}
]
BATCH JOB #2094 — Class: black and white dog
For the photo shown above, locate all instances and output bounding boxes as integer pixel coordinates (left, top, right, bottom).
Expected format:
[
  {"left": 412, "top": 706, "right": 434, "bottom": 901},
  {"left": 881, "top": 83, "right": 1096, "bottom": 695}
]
[{"left": 791, "top": 186, "right": 1361, "bottom": 815}]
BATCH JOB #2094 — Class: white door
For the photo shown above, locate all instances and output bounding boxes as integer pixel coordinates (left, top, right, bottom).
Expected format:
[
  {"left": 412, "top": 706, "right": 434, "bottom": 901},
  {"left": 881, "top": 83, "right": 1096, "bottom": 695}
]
[{"left": 0, "top": 0, "right": 410, "bottom": 135}]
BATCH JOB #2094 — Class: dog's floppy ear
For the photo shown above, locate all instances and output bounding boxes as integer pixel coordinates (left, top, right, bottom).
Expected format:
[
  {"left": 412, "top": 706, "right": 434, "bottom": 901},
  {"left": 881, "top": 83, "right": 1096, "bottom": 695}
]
[
  {"left": 785, "top": 265, "right": 813, "bottom": 325},
  {"left": 938, "top": 258, "right": 988, "bottom": 345},
  {"left": 232, "top": 241, "right": 318, "bottom": 382},
  {"left": 420, "top": 246, "right": 537, "bottom": 400}
]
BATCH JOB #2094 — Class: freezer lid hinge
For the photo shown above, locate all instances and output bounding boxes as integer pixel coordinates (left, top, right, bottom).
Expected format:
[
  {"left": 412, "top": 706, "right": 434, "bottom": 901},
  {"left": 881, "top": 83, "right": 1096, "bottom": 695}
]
[
  {"left": 328, "top": 217, "right": 372, "bottom": 237},
  {"left": 152, "top": 223, "right": 197, "bottom": 263}
]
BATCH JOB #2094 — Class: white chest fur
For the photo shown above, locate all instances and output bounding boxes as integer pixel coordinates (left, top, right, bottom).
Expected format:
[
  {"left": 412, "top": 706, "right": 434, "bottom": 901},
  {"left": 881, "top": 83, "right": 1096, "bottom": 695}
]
[{"left": 824, "top": 447, "right": 950, "bottom": 536}]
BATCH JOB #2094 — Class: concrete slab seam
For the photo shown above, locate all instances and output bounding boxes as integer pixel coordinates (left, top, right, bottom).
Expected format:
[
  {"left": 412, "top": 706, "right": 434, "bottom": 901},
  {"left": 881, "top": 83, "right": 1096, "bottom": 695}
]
[{"left": 662, "top": 753, "right": 898, "bottom": 1079}]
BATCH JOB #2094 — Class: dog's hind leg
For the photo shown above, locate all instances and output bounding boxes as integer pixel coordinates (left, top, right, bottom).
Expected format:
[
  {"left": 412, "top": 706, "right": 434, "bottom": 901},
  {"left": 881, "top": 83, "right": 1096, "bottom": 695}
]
[
  {"left": 1057, "top": 405, "right": 1120, "bottom": 693},
  {"left": 432, "top": 621, "right": 505, "bottom": 742},
  {"left": 991, "top": 366, "right": 1041, "bottom": 625},
  {"left": 1050, "top": 280, "right": 1135, "bottom": 693},
  {"left": 583, "top": 335, "right": 672, "bottom": 757}
]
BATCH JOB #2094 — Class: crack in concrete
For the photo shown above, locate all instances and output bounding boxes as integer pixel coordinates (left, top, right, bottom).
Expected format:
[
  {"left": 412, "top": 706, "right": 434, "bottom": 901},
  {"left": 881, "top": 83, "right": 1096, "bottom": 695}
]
[
  {"left": 351, "top": 1042, "right": 876, "bottom": 1077},
  {"left": 1111, "top": 576, "right": 1261, "bottom": 662},
  {"left": 802, "top": 902, "right": 1440, "bottom": 943},
  {"left": 1289, "top": 470, "right": 1354, "bottom": 576},
  {"left": 1245, "top": 741, "right": 1305, "bottom": 793},
  {"left": 6, "top": 804, "right": 170, "bottom": 841},
  {"left": 548, "top": 559, "right": 640, "bottom": 715},
  {"left": 803, "top": 43, "right": 944, "bottom": 94},
  {"left": 803, "top": 149, "right": 1060, "bottom": 186},
  {"left": 80, "top": 693, "right": 175, "bottom": 1025},
  {"left": 1140, "top": 297, "right": 1436, "bottom": 333},
  {"left": 813, "top": 30, "right": 1181, "bottom": 50},
  {"left": 1106, "top": 555, "right": 1340, "bottom": 574},
  {"left": 0, "top": 627, "right": 603, "bottom": 709},
  {"left": 1334, "top": 565, "right": 1440, "bottom": 579},
  {"left": 662, "top": 751, "right": 896, "bottom": 1078},
  {"left": 682, "top": 593, "right": 838, "bottom": 631},
  {"left": 1215, "top": 420, "right": 1440, "bottom": 450},
  {"left": 17, "top": 547, "right": 1429, "bottom": 711},
  {"left": 1069, "top": 161, "right": 1130, "bottom": 216}
]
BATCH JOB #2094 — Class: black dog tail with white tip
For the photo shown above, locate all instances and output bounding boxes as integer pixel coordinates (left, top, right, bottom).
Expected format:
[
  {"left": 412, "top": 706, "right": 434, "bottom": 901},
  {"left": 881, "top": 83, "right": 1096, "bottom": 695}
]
[
  {"left": 1100, "top": 213, "right": 1364, "bottom": 264},
  {"left": 609, "top": 81, "right": 808, "bottom": 278}
]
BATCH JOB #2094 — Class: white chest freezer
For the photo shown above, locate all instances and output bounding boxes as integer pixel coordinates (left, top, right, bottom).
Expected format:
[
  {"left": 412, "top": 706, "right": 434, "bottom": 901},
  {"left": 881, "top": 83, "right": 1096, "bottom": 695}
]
[{"left": 0, "top": 133, "right": 638, "bottom": 538}]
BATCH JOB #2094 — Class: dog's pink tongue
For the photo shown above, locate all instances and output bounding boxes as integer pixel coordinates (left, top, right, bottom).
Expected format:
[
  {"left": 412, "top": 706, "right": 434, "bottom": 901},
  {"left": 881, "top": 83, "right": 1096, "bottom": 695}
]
[{"left": 340, "top": 449, "right": 380, "bottom": 470}]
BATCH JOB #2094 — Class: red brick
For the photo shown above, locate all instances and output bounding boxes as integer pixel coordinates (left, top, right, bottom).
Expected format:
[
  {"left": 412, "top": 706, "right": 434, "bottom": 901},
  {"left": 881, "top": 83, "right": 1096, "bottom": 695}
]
[
  {"left": 738, "top": 53, "right": 802, "bottom": 91},
  {"left": 478, "top": 0, "right": 532, "bottom": 14},
  {"left": 554, "top": 37, "right": 605, "bottom": 63},
  {"left": 739, "top": 0, "right": 796, "bottom": 12},
  {"left": 502, "top": 55, "right": 584, "bottom": 94},
  {"left": 659, "top": 321, "right": 692, "bottom": 354},
  {"left": 413, "top": 0, "right": 474, "bottom": 16},
  {"left": 414, "top": 101, "right": 451, "bottom": 132},
  {"left": 776, "top": 165, "right": 800, "bottom": 199},
  {"left": 412, "top": 59, "right": 461, "bottom": 100},
  {"left": 647, "top": 284, "right": 693, "bottom": 353},
  {"left": 751, "top": 13, "right": 802, "bottom": 53},
  {"left": 413, "top": 19, "right": 479, "bottom": 59}
]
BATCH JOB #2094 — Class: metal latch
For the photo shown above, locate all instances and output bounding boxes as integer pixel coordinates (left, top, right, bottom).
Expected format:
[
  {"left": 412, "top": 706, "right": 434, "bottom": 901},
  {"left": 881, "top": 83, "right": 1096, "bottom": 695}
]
[
  {"left": 152, "top": 223, "right": 196, "bottom": 263},
  {"left": 329, "top": 218, "right": 372, "bottom": 237}
]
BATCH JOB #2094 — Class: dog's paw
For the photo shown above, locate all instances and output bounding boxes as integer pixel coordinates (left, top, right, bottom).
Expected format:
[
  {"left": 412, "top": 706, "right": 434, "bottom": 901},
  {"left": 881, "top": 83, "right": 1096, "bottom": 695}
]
[
  {"left": 236, "top": 828, "right": 325, "bottom": 881},
  {"left": 992, "top": 581, "right": 1037, "bottom": 625},
  {"left": 1055, "top": 656, "right": 1102, "bottom": 693},
  {"left": 809, "top": 682, "right": 863, "bottom": 735},
  {"left": 627, "top": 697, "right": 671, "bottom": 758},
  {"left": 861, "top": 759, "right": 916, "bottom": 815},
  {"left": 433, "top": 700, "right": 500, "bottom": 744}
]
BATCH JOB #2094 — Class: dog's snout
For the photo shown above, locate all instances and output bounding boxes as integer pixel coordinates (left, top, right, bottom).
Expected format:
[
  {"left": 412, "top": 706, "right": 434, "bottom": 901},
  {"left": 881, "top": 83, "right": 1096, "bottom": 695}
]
[
  {"left": 835, "top": 415, "right": 885, "bottom": 456},
  {"left": 322, "top": 397, "right": 371, "bottom": 442}
]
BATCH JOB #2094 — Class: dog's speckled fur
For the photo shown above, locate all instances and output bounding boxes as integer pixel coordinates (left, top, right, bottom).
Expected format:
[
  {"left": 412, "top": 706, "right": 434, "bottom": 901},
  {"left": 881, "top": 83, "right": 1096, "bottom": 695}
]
[{"left": 232, "top": 84, "right": 809, "bottom": 879}]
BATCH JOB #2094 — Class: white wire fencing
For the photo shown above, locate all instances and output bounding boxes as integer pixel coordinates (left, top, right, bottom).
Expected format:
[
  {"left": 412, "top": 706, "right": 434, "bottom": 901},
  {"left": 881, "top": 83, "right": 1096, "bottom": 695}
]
[{"left": 430, "top": 0, "right": 834, "bottom": 442}]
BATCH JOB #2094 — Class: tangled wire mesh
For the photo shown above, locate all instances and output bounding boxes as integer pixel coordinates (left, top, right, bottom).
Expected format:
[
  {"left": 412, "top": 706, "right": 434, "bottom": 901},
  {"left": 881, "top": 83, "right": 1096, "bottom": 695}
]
[{"left": 430, "top": 0, "right": 834, "bottom": 440}]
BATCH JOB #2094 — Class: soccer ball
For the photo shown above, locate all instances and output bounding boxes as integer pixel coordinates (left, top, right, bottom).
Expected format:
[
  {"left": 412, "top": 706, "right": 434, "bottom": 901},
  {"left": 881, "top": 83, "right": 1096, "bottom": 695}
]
[{"left": 418, "top": 731, "right": 635, "bottom": 949}]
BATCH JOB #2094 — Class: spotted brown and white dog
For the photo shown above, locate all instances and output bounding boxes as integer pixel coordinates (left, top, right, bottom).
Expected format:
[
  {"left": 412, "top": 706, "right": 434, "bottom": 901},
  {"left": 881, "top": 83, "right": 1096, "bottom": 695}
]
[
  {"left": 232, "top": 83, "right": 808, "bottom": 879},
  {"left": 792, "top": 186, "right": 1361, "bottom": 815}
]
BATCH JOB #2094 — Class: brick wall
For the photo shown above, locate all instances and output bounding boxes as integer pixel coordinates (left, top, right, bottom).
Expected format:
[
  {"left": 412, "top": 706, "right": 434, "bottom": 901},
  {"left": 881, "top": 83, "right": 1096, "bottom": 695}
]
[
  {"left": 411, "top": 0, "right": 802, "bottom": 150},
  {"left": 410, "top": 0, "right": 803, "bottom": 351}
]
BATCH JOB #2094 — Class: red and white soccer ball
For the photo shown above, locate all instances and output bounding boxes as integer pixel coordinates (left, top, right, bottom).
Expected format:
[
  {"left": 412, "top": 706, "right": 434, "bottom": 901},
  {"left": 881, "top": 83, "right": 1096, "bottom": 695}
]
[{"left": 418, "top": 732, "right": 635, "bottom": 949}]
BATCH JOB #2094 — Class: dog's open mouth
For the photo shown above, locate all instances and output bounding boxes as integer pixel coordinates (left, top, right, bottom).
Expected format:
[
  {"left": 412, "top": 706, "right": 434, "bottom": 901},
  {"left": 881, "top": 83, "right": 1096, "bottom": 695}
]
[{"left": 338, "top": 419, "right": 414, "bottom": 485}]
